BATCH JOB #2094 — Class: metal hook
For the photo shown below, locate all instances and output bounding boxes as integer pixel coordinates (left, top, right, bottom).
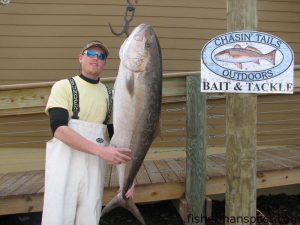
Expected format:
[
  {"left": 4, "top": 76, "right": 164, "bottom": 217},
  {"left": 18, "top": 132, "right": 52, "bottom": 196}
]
[
  {"left": 108, "top": 22, "right": 130, "bottom": 37},
  {"left": 0, "top": 0, "right": 10, "bottom": 5},
  {"left": 127, "top": 0, "right": 134, "bottom": 7},
  {"left": 109, "top": 0, "right": 138, "bottom": 37}
]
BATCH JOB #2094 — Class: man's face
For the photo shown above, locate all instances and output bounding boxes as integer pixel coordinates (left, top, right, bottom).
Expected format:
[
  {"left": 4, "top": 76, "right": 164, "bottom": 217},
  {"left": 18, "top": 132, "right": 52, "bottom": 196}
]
[{"left": 79, "top": 46, "right": 107, "bottom": 78}]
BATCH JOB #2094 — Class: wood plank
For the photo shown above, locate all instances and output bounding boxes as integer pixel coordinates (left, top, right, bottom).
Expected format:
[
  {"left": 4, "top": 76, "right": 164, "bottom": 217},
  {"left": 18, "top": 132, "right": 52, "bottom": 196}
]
[
  {"left": 0, "top": 147, "right": 46, "bottom": 173},
  {"left": 154, "top": 160, "right": 179, "bottom": 182},
  {"left": 104, "top": 182, "right": 185, "bottom": 205},
  {"left": 0, "top": 15, "right": 227, "bottom": 30},
  {"left": 1, "top": 145, "right": 298, "bottom": 173},
  {"left": 5, "top": 0, "right": 226, "bottom": 8},
  {"left": 0, "top": 87, "right": 49, "bottom": 110},
  {"left": 257, "top": 159, "right": 286, "bottom": 172},
  {"left": 19, "top": 171, "right": 44, "bottom": 195},
  {"left": 259, "top": 1, "right": 300, "bottom": 12},
  {"left": 0, "top": 76, "right": 186, "bottom": 116},
  {"left": 209, "top": 154, "right": 226, "bottom": 168},
  {"left": 135, "top": 164, "right": 151, "bottom": 185},
  {"left": 143, "top": 161, "right": 165, "bottom": 184},
  {"left": 0, "top": 182, "right": 186, "bottom": 215},
  {"left": 258, "top": 151, "right": 300, "bottom": 169},
  {"left": 260, "top": 21, "right": 300, "bottom": 34},
  {"left": 165, "top": 159, "right": 185, "bottom": 182},
  {"left": 6, "top": 172, "right": 37, "bottom": 196},
  {"left": 206, "top": 158, "right": 226, "bottom": 178},
  {"left": 207, "top": 167, "right": 300, "bottom": 195},
  {"left": 0, "top": 173, "right": 26, "bottom": 196},
  {"left": 259, "top": 11, "right": 300, "bottom": 23},
  {"left": 290, "top": 155, "right": 300, "bottom": 164},
  {"left": 256, "top": 167, "right": 300, "bottom": 190},
  {"left": 145, "top": 147, "right": 186, "bottom": 161},
  {"left": 0, "top": 194, "right": 44, "bottom": 215},
  {"left": 0, "top": 58, "right": 199, "bottom": 71},
  {"left": 0, "top": 5, "right": 226, "bottom": 20},
  {"left": 0, "top": 45, "right": 201, "bottom": 60},
  {"left": 172, "top": 198, "right": 188, "bottom": 222}
]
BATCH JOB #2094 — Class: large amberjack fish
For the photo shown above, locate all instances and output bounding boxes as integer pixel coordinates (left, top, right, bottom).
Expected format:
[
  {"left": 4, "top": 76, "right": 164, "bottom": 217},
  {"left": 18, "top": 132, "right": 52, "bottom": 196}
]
[
  {"left": 214, "top": 44, "right": 276, "bottom": 69},
  {"left": 101, "top": 24, "right": 162, "bottom": 225}
]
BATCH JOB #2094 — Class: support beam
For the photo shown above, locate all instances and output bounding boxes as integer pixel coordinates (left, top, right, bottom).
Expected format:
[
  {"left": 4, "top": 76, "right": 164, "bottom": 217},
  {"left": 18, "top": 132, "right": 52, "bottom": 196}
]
[
  {"left": 225, "top": 0, "right": 257, "bottom": 224},
  {"left": 186, "top": 75, "right": 207, "bottom": 225},
  {"left": 172, "top": 198, "right": 188, "bottom": 223}
]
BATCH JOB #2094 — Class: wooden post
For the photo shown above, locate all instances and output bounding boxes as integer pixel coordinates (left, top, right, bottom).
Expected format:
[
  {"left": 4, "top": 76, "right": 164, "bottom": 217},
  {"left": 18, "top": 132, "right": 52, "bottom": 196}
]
[
  {"left": 186, "top": 75, "right": 207, "bottom": 225},
  {"left": 225, "top": 0, "right": 257, "bottom": 224}
]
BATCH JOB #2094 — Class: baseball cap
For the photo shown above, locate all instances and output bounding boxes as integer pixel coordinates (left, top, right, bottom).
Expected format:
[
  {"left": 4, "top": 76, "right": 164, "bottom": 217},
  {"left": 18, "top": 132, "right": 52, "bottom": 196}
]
[{"left": 81, "top": 40, "right": 109, "bottom": 57}]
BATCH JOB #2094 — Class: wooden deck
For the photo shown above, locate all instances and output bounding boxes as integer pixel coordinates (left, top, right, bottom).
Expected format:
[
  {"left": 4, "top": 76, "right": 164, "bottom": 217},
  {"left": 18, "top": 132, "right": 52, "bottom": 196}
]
[
  {"left": 0, "top": 73, "right": 299, "bottom": 215},
  {"left": 1, "top": 145, "right": 300, "bottom": 215}
]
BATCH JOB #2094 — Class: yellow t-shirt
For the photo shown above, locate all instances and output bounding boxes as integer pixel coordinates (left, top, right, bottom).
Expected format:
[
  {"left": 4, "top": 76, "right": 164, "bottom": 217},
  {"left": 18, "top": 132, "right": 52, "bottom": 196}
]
[{"left": 46, "top": 75, "right": 112, "bottom": 124}]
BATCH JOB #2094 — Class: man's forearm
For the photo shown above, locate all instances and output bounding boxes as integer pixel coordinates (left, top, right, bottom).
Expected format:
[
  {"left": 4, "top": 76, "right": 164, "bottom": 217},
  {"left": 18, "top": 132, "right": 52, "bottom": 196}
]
[
  {"left": 54, "top": 125, "right": 101, "bottom": 156},
  {"left": 53, "top": 125, "right": 131, "bottom": 164}
]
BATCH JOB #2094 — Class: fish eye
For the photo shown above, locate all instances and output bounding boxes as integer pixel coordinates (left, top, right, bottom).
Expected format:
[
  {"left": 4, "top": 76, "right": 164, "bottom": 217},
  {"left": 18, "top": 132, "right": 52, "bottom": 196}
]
[{"left": 145, "top": 41, "right": 152, "bottom": 48}]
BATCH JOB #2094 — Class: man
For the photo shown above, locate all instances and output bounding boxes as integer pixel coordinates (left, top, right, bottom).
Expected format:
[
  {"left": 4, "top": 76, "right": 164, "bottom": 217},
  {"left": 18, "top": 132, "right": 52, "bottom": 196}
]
[{"left": 42, "top": 41, "right": 131, "bottom": 225}]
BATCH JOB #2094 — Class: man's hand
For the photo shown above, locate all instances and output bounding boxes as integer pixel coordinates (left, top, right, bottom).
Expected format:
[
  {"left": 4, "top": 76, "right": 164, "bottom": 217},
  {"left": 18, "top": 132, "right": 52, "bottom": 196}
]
[
  {"left": 117, "top": 184, "right": 135, "bottom": 199},
  {"left": 98, "top": 146, "right": 131, "bottom": 164},
  {"left": 125, "top": 184, "right": 135, "bottom": 199}
]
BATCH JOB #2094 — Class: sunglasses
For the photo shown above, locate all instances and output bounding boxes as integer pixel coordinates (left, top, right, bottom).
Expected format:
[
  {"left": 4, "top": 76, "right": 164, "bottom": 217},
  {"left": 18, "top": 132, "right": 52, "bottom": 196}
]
[{"left": 83, "top": 50, "right": 106, "bottom": 60}]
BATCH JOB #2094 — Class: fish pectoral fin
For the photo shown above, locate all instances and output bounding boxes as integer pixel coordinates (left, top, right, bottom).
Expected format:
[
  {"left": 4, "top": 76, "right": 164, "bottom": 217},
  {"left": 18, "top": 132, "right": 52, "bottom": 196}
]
[
  {"left": 235, "top": 63, "right": 243, "bottom": 69},
  {"left": 126, "top": 73, "right": 135, "bottom": 96}
]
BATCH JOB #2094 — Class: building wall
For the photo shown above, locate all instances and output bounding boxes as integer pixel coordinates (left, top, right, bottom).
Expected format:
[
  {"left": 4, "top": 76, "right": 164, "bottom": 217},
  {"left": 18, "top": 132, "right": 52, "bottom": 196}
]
[{"left": 0, "top": 0, "right": 299, "bottom": 84}]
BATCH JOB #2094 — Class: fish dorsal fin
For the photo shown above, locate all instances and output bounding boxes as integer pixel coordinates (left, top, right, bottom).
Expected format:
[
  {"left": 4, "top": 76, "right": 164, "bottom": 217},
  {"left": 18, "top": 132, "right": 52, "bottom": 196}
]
[
  {"left": 245, "top": 46, "right": 263, "bottom": 54},
  {"left": 234, "top": 44, "right": 242, "bottom": 48}
]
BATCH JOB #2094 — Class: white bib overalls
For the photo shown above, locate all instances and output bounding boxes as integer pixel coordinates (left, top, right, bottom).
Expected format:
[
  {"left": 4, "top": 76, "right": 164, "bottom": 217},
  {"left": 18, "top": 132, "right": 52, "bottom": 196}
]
[{"left": 42, "top": 119, "right": 108, "bottom": 225}]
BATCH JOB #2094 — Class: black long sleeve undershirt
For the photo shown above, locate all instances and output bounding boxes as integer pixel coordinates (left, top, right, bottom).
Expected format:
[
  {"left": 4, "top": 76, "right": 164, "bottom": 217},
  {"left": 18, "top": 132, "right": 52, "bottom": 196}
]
[
  {"left": 48, "top": 107, "right": 69, "bottom": 135},
  {"left": 48, "top": 107, "right": 114, "bottom": 139}
]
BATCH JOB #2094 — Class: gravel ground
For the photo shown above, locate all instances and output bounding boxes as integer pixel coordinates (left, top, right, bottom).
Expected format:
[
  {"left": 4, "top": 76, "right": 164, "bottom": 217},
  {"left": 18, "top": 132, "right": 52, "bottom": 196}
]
[
  {"left": 206, "top": 194, "right": 300, "bottom": 225},
  {"left": 0, "top": 194, "right": 299, "bottom": 225}
]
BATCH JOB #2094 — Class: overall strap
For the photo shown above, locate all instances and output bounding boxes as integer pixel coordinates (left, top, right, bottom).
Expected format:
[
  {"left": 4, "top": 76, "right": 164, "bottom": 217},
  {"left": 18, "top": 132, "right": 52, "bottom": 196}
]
[
  {"left": 68, "top": 77, "right": 80, "bottom": 119},
  {"left": 103, "top": 86, "right": 113, "bottom": 125}
]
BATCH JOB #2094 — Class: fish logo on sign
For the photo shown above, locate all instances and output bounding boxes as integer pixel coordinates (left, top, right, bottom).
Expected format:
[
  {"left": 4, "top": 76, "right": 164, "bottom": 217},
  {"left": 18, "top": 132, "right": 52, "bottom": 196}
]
[
  {"left": 201, "top": 31, "right": 294, "bottom": 94},
  {"left": 214, "top": 44, "right": 276, "bottom": 69}
]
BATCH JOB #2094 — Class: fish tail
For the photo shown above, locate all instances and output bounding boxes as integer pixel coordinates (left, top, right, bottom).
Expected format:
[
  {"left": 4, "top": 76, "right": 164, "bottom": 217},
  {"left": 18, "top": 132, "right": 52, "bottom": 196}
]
[
  {"left": 265, "top": 49, "right": 276, "bottom": 65},
  {"left": 101, "top": 193, "right": 146, "bottom": 225}
]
